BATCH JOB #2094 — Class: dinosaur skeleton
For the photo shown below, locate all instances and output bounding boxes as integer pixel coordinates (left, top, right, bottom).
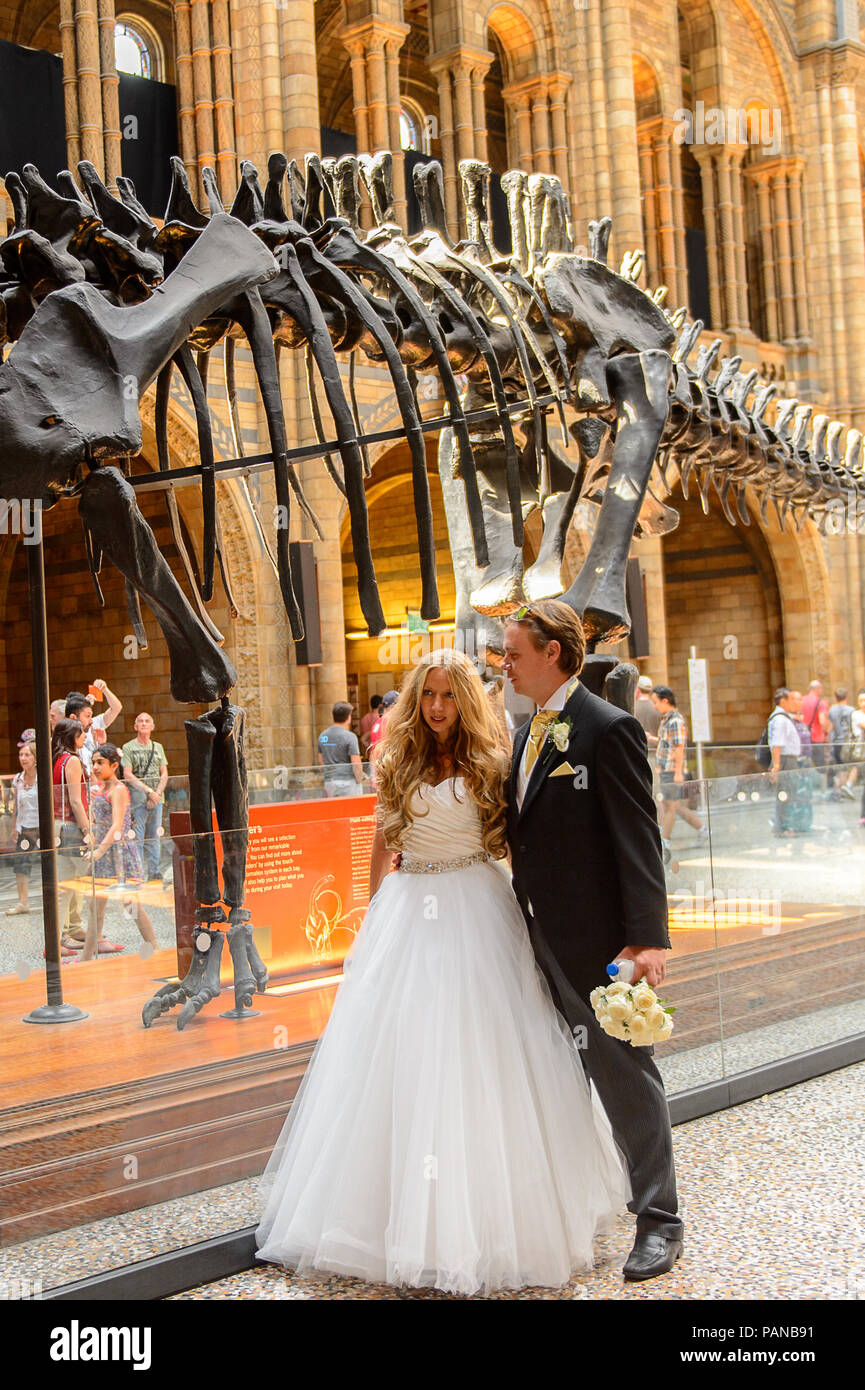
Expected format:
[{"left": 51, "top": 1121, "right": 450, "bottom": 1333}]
[{"left": 0, "top": 148, "right": 855, "bottom": 1026}]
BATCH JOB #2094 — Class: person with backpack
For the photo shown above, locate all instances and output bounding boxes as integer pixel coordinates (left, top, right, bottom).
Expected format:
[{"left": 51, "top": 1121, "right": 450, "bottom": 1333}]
[
  {"left": 766, "top": 688, "right": 806, "bottom": 836},
  {"left": 826, "top": 688, "right": 857, "bottom": 800}
]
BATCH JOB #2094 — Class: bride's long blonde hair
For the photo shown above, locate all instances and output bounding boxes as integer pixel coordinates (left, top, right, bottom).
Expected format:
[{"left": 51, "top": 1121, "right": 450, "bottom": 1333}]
[{"left": 375, "top": 649, "right": 509, "bottom": 858}]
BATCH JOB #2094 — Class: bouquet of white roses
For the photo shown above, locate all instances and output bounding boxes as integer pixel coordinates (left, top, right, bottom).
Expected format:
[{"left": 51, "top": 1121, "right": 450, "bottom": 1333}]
[{"left": 589, "top": 977, "right": 675, "bottom": 1046}]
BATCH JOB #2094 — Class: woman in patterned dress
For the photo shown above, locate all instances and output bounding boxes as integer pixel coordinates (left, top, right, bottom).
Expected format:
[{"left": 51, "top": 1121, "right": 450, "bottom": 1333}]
[{"left": 80, "top": 744, "right": 157, "bottom": 960}]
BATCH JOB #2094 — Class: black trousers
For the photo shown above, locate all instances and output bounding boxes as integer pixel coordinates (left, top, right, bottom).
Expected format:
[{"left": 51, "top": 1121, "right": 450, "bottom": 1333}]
[{"left": 526, "top": 909, "right": 683, "bottom": 1239}]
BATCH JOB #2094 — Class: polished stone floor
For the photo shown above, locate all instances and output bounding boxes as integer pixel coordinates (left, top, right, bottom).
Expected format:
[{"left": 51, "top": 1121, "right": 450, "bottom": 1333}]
[{"left": 167, "top": 1061, "right": 865, "bottom": 1300}]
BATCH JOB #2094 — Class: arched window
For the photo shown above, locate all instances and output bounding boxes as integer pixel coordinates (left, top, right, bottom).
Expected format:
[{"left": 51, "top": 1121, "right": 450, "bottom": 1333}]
[
  {"left": 114, "top": 20, "right": 155, "bottom": 79},
  {"left": 399, "top": 109, "right": 418, "bottom": 152}
]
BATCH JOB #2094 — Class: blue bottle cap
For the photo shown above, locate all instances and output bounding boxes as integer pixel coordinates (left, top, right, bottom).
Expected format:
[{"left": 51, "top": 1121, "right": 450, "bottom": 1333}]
[{"left": 606, "top": 961, "right": 620, "bottom": 978}]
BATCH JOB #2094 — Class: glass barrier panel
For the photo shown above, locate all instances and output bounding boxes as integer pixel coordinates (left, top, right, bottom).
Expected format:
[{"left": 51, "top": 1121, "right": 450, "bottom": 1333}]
[
  {"left": 704, "top": 760, "right": 865, "bottom": 1076},
  {"left": 652, "top": 775, "right": 725, "bottom": 1095}
]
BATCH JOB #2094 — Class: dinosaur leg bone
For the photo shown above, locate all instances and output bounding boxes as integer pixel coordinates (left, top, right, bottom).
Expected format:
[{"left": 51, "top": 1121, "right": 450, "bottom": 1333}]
[
  {"left": 560, "top": 349, "right": 671, "bottom": 642},
  {"left": 78, "top": 466, "right": 237, "bottom": 704}
]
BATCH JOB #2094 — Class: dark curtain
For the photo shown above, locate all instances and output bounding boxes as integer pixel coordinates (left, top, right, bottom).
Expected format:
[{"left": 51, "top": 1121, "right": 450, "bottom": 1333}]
[
  {"left": 685, "top": 226, "right": 711, "bottom": 328},
  {"left": 118, "top": 73, "right": 179, "bottom": 217},
  {"left": 0, "top": 39, "right": 66, "bottom": 183}
]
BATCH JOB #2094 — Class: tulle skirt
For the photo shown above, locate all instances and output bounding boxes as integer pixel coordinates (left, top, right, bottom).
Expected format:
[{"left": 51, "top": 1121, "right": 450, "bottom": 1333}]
[{"left": 255, "top": 860, "right": 631, "bottom": 1296}]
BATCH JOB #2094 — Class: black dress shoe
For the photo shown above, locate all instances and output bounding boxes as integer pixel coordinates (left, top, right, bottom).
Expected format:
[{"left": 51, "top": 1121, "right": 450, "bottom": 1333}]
[{"left": 622, "top": 1230, "right": 683, "bottom": 1281}]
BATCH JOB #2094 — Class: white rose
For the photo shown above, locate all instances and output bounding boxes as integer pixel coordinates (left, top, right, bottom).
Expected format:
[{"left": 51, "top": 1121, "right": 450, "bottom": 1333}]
[
  {"left": 605, "top": 981, "right": 631, "bottom": 997},
  {"left": 606, "top": 997, "right": 633, "bottom": 1024},
  {"left": 645, "top": 1003, "right": 666, "bottom": 1030},
  {"left": 601, "top": 1016, "right": 629, "bottom": 1041},
  {"left": 628, "top": 1014, "right": 653, "bottom": 1044},
  {"left": 589, "top": 987, "right": 604, "bottom": 1011},
  {"left": 551, "top": 722, "right": 570, "bottom": 752},
  {"left": 632, "top": 985, "right": 656, "bottom": 1013},
  {"left": 655, "top": 1014, "right": 674, "bottom": 1041}
]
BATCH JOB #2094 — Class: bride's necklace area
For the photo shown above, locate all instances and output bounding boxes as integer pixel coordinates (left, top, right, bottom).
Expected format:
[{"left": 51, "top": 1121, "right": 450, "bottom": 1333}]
[{"left": 430, "top": 742, "right": 458, "bottom": 784}]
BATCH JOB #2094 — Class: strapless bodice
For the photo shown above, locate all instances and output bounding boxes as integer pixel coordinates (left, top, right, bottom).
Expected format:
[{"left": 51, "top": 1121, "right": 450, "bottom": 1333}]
[{"left": 402, "top": 776, "right": 485, "bottom": 864}]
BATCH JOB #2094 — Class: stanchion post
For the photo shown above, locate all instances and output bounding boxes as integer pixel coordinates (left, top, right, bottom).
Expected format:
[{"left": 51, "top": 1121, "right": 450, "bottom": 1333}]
[{"left": 23, "top": 527, "right": 87, "bottom": 1025}]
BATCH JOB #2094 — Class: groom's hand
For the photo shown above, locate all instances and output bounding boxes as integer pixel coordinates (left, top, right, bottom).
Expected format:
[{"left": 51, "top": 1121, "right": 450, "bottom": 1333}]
[{"left": 617, "top": 945, "right": 667, "bottom": 988}]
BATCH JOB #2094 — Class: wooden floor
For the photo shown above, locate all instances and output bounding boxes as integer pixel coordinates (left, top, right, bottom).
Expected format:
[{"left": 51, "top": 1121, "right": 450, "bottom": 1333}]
[{"left": 0, "top": 949, "right": 339, "bottom": 1109}]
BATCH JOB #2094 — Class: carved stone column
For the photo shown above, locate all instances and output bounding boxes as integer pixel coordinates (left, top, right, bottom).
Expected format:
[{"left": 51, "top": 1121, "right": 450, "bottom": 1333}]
[
  {"left": 173, "top": 0, "right": 198, "bottom": 190},
  {"left": 530, "top": 78, "right": 551, "bottom": 172},
  {"left": 637, "top": 126, "right": 659, "bottom": 288},
  {"left": 747, "top": 166, "right": 779, "bottom": 342},
  {"left": 470, "top": 60, "right": 491, "bottom": 164},
  {"left": 74, "top": 0, "right": 104, "bottom": 172},
  {"left": 651, "top": 121, "right": 680, "bottom": 305},
  {"left": 786, "top": 161, "right": 809, "bottom": 339},
  {"left": 730, "top": 149, "right": 750, "bottom": 331},
  {"left": 211, "top": 0, "right": 236, "bottom": 201},
  {"left": 600, "top": 0, "right": 643, "bottom": 259},
  {"left": 190, "top": 0, "right": 216, "bottom": 176},
  {"left": 257, "top": 2, "right": 284, "bottom": 185},
  {"left": 97, "top": 0, "right": 121, "bottom": 188},
  {"left": 431, "top": 63, "right": 458, "bottom": 236},
  {"left": 341, "top": 17, "right": 410, "bottom": 225},
  {"left": 430, "top": 44, "right": 494, "bottom": 239},
  {"left": 452, "top": 58, "right": 476, "bottom": 167},
  {"left": 770, "top": 163, "right": 797, "bottom": 341},
  {"left": 585, "top": 0, "right": 608, "bottom": 213},
  {"left": 364, "top": 34, "right": 389, "bottom": 150},
  {"left": 714, "top": 146, "right": 745, "bottom": 330},
  {"left": 671, "top": 141, "right": 687, "bottom": 307},
  {"left": 384, "top": 34, "right": 407, "bottom": 220},
  {"left": 547, "top": 73, "right": 572, "bottom": 198},
  {"left": 502, "top": 83, "right": 533, "bottom": 173},
  {"left": 831, "top": 58, "right": 865, "bottom": 410},
  {"left": 344, "top": 37, "right": 370, "bottom": 153},
  {"left": 692, "top": 147, "right": 723, "bottom": 331},
  {"left": 59, "top": 0, "right": 81, "bottom": 170}
]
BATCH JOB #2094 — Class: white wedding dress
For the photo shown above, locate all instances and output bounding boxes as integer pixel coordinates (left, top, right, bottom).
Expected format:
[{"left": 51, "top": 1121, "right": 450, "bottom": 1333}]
[{"left": 255, "top": 776, "right": 631, "bottom": 1295}]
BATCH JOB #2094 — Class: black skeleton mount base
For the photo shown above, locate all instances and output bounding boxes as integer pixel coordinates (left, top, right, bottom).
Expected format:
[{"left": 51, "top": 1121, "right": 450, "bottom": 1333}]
[{"left": 141, "top": 699, "right": 268, "bottom": 1029}]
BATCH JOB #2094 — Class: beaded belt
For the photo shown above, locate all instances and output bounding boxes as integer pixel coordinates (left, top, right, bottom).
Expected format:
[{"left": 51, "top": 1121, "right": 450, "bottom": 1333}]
[{"left": 398, "top": 850, "right": 491, "bottom": 874}]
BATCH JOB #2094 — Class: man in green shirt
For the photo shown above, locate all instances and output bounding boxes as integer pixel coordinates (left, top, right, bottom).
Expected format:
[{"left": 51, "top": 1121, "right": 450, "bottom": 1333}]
[{"left": 122, "top": 713, "right": 168, "bottom": 882}]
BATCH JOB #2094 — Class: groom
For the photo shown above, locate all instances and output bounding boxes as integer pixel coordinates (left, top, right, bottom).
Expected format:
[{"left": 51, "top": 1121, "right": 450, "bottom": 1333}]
[{"left": 504, "top": 599, "right": 684, "bottom": 1281}]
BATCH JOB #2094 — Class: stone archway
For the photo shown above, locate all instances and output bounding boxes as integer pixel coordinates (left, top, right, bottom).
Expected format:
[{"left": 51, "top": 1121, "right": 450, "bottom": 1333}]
[{"left": 661, "top": 487, "right": 784, "bottom": 742}]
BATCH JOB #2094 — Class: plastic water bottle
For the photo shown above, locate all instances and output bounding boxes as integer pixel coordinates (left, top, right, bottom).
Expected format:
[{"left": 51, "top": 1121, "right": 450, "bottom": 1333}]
[{"left": 606, "top": 959, "right": 635, "bottom": 984}]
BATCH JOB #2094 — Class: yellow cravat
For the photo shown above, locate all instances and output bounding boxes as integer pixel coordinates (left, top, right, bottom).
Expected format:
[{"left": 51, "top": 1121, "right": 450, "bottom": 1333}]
[{"left": 524, "top": 710, "right": 559, "bottom": 776}]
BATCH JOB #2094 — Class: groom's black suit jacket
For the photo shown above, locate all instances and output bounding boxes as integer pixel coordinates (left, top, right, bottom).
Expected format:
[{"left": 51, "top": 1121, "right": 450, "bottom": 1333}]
[{"left": 508, "top": 681, "right": 670, "bottom": 1004}]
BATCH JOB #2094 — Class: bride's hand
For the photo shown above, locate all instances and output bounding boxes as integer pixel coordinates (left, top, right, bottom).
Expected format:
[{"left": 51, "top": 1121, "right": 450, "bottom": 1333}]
[{"left": 617, "top": 945, "right": 667, "bottom": 988}]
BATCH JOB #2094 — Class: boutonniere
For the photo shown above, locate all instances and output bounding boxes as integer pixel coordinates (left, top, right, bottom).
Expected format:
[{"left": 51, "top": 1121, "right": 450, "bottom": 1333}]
[{"left": 540, "top": 715, "right": 573, "bottom": 764}]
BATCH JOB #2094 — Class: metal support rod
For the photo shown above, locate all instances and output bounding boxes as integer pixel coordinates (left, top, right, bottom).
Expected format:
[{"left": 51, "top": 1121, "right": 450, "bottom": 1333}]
[
  {"left": 119, "top": 393, "right": 564, "bottom": 495},
  {"left": 23, "top": 531, "right": 87, "bottom": 1025}
]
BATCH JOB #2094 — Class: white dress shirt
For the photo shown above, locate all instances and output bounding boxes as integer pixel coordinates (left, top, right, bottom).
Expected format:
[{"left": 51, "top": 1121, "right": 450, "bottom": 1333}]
[{"left": 516, "top": 677, "right": 579, "bottom": 808}]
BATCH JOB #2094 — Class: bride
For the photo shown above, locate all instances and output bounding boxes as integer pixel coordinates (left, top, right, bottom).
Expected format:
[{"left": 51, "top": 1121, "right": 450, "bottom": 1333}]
[{"left": 255, "top": 650, "right": 630, "bottom": 1295}]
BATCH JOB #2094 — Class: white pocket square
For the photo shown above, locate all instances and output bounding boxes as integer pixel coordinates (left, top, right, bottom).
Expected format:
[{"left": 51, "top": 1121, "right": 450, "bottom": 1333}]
[{"left": 549, "top": 761, "right": 577, "bottom": 778}]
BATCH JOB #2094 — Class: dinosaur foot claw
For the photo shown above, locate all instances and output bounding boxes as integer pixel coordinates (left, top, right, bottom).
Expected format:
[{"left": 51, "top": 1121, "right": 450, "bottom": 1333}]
[{"left": 227, "top": 913, "right": 269, "bottom": 1009}]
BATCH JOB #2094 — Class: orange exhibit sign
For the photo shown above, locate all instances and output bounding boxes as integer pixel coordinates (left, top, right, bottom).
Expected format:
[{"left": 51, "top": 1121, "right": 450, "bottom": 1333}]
[{"left": 169, "top": 795, "right": 377, "bottom": 981}]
